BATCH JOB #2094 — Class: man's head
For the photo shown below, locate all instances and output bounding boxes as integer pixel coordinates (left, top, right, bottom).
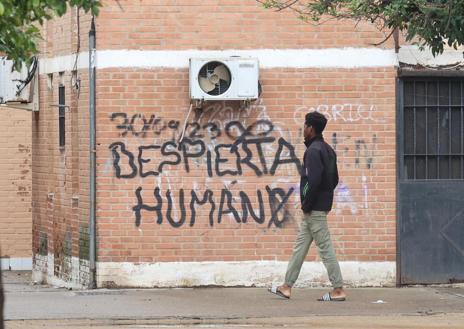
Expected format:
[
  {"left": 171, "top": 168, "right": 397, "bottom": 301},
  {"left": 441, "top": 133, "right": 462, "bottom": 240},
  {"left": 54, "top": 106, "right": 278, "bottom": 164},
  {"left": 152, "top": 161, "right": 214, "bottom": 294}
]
[{"left": 304, "top": 111, "right": 327, "bottom": 139}]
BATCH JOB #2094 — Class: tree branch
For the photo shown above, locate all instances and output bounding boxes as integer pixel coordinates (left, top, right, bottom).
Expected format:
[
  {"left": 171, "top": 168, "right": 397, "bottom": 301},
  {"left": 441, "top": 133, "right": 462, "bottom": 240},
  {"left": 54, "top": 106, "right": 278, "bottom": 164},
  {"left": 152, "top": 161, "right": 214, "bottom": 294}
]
[
  {"left": 275, "top": 0, "right": 299, "bottom": 12},
  {"left": 371, "top": 28, "right": 396, "bottom": 46}
]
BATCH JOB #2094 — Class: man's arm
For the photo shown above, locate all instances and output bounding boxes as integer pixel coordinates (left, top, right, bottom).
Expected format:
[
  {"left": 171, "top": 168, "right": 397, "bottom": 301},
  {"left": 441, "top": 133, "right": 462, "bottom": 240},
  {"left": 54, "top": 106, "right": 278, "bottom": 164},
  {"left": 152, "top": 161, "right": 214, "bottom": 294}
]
[{"left": 302, "top": 146, "right": 323, "bottom": 211}]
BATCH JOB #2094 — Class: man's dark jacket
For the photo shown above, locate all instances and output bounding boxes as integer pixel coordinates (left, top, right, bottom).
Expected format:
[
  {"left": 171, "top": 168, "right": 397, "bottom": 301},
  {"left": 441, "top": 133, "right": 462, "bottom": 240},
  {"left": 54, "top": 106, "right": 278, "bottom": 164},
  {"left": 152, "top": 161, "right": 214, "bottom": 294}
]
[{"left": 300, "top": 135, "right": 339, "bottom": 213}]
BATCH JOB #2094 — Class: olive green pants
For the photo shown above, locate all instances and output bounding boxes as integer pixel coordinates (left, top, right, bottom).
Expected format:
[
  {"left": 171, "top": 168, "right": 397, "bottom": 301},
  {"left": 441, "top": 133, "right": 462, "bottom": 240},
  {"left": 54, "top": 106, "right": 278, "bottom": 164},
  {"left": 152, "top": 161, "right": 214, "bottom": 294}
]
[{"left": 284, "top": 210, "right": 344, "bottom": 288}]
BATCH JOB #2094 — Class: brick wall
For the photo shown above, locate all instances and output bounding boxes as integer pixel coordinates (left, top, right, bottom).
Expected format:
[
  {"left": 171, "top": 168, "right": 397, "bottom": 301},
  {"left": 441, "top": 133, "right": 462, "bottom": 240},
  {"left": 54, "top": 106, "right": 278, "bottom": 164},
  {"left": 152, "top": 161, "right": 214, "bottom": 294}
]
[
  {"left": 32, "top": 68, "right": 92, "bottom": 286},
  {"left": 96, "top": 67, "right": 396, "bottom": 262},
  {"left": 34, "top": 0, "right": 398, "bottom": 287},
  {"left": 97, "top": 0, "right": 395, "bottom": 50},
  {"left": 0, "top": 107, "right": 32, "bottom": 270},
  {"left": 32, "top": 10, "right": 93, "bottom": 286}
]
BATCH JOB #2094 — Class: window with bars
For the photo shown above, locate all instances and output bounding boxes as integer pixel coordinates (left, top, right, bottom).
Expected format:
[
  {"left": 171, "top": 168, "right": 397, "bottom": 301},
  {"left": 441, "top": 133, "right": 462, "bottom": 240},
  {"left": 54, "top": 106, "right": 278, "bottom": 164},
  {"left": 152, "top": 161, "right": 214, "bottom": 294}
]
[
  {"left": 403, "top": 79, "right": 464, "bottom": 180},
  {"left": 59, "top": 85, "right": 65, "bottom": 148}
]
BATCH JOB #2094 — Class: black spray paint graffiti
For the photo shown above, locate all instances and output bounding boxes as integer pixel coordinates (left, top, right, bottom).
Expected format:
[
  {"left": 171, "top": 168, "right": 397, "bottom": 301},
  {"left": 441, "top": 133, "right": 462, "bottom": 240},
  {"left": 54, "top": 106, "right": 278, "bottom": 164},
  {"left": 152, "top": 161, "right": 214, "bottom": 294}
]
[
  {"left": 331, "top": 133, "right": 378, "bottom": 169},
  {"left": 132, "top": 185, "right": 294, "bottom": 228},
  {"left": 109, "top": 137, "right": 300, "bottom": 179},
  {"left": 109, "top": 119, "right": 302, "bottom": 178},
  {"left": 111, "top": 112, "right": 280, "bottom": 143},
  {"left": 109, "top": 116, "right": 302, "bottom": 228},
  {"left": 111, "top": 112, "right": 180, "bottom": 138}
]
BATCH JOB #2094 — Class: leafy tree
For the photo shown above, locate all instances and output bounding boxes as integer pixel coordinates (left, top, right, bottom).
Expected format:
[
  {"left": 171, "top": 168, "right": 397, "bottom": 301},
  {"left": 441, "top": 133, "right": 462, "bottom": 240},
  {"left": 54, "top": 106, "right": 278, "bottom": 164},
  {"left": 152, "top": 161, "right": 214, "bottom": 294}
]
[
  {"left": 257, "top": 0, "right": 464, "bottom": 55},
  {"left": 0, "top": 0, "right": 101, "bottom": 71}
]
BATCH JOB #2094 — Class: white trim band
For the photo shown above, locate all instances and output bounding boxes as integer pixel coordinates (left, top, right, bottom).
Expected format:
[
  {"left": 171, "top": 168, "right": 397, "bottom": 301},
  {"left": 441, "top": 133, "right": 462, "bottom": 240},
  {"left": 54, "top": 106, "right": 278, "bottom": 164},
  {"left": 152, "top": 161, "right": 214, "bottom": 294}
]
[
  {"left": 398, "top": 45, "right": 464, "bottom": 67},
  {"left": 97, "top": 261, "right": 396, "bottom": 288},
  {"left": 39, "top": 48, "right": 399, "bottom": 73}
]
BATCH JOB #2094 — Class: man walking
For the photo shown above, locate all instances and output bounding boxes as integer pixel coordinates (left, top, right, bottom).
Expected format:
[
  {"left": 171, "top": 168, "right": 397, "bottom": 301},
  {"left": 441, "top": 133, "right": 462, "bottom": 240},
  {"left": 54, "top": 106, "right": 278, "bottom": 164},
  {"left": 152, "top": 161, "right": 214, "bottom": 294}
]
[{"left": 268, "top": 111, "right": 346, "bottom": 301}]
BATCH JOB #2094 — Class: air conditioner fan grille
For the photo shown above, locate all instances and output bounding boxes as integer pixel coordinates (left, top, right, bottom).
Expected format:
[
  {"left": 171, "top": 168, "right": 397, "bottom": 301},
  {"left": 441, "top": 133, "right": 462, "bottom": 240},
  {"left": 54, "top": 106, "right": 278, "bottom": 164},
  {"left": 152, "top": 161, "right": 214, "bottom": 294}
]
[{"left": 198, "top": 61, "right": 231, "bottom": 96}]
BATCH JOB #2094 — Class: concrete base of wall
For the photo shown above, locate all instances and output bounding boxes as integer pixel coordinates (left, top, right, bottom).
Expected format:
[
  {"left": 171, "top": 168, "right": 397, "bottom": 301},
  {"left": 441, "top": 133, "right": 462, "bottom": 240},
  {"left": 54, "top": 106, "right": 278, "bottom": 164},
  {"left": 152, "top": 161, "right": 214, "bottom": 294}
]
[
  {"left": 1, "top": 257, "right": 32, "bottom": 270},
  {"left": 97, "top": 261, "right": 396, "bottom": 288},
  {"left": 32, "top": 254, "right": 396, "bottom": 289},
  {"left": 32, "top": 254, "right": 90, "bottom": 289}
]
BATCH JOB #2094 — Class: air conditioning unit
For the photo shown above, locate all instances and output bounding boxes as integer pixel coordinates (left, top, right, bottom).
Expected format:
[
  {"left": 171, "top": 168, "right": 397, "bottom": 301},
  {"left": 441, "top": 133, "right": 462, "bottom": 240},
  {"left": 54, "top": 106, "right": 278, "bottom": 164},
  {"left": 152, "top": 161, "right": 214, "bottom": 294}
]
[{"left": 189, "top": 57, "right": 259, "bottom": 101}]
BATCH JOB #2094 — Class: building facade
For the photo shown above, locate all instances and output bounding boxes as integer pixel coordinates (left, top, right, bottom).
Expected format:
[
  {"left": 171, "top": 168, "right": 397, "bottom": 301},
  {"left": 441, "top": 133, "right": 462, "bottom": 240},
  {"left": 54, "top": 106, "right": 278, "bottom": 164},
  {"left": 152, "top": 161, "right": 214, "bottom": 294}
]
[{"left": 31, "top": 0, "right": 464, "bottom": 288}]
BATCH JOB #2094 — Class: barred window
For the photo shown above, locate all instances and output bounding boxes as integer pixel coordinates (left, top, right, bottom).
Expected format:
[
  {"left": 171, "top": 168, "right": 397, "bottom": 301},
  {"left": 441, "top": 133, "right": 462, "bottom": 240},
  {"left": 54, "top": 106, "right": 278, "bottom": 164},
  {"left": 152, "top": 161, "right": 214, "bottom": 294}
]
[{"left": 403, "top": 79, "right": 464, "bottom": 180}]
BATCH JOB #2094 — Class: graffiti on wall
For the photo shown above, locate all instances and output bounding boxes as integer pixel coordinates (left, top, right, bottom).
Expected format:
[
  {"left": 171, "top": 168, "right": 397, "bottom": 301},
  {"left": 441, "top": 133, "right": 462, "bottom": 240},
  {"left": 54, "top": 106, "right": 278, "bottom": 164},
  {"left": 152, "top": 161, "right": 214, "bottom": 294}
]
[
  {"left": 108, "top": 101, "right": 302, "bottom": 228},
  {"left": 294, "top": 104, "right": 386, "bottom": 124},
  {"left": 107, "top": 101, "right": 386, "bottom": 227},
  {"left": 333, "top": 175, "right": 370, "bottom": 215},
  {"left": 110, "top": 112, "right": 180, "bottom": 138},
  {"left": 331, "top": 131, "right": 379, "bottom": 215},
  {"left": 293, "top": 104, "right": 384, "bottom": 215},
  {"left": 131, "top": 185, "right": 295, "bottom": 228},
  {"left": 108, "top": 132, "right": 299, "bottom": 178},
  {"left": 331, "top": 132, "right": 378, "bottom": 170}
]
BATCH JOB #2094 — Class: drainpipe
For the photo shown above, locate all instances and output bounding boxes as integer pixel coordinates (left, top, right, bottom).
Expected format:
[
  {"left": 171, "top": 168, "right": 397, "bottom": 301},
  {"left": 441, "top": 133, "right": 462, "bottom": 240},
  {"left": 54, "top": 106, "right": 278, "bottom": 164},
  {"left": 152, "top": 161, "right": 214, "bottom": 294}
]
[{"left": 88, "top": 17, "right": 97, "bottom": 289}]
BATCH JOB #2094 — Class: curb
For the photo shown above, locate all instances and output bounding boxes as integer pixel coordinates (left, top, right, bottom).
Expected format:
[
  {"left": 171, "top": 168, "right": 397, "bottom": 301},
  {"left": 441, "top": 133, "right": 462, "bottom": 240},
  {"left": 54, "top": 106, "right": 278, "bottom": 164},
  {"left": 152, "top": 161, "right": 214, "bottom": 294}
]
[{"left": 5, "top": 313, "right": 464, "bottom": 327}]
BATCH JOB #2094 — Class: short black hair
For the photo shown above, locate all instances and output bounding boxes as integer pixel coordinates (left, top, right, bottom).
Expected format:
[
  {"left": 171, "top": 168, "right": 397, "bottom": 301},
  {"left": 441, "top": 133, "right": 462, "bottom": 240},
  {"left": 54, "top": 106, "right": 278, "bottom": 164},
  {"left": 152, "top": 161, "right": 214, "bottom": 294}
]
[{"left": 305, "top": 111, "right": 327, "bottom": 134}]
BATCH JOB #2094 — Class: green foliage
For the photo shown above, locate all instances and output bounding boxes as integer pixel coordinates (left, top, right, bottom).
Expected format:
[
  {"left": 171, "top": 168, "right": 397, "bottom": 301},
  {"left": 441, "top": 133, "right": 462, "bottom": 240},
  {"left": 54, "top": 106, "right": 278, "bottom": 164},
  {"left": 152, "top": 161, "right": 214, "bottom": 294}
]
[
  {"left": 0, "top": 0, "right": 101, "bottom": 71},
  {"left": 258, "top": 1, "right": 464, "bottom": 56}
]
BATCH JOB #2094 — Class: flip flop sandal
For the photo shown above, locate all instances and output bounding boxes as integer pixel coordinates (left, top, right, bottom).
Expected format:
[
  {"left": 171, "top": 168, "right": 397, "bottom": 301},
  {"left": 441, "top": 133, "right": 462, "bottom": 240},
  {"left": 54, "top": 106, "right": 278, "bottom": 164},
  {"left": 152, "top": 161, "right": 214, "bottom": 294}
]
[
  {"left": 317, "top": 292, "right": 346, "bottom": 302},
  {"left": 268, "top": 286, "right": 290, "bottom": 299}
]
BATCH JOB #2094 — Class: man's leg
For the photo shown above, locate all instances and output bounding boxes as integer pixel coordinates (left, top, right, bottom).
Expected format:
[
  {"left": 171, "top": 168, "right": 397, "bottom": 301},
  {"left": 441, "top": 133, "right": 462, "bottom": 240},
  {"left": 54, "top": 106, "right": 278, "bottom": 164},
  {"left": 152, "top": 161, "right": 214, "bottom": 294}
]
[
  {"left": 277, "top": 214, "right": 313, "bottom": 297},
  {"left": 310, "top": 211, "right": 345, "bottom": 298}
]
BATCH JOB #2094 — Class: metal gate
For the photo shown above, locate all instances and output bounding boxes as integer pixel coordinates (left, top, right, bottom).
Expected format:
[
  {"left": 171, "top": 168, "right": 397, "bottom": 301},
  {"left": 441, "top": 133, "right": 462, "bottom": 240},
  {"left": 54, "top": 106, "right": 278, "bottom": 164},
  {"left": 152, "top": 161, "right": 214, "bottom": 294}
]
[{"left": 398, "top": 77, "right": 464, "bottom": 284}]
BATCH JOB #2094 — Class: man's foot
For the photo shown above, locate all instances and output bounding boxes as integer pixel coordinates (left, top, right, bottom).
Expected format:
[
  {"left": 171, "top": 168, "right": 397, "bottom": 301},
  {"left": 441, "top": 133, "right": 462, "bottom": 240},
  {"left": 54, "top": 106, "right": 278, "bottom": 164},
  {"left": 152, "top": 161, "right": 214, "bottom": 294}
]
[
  {"left": 268, "top": 284, "right": 291, "bottom": 299},
  {"left": 331, "top": 287, "right": 346, "bottom": 298},
  {"left": 317, "top": 288, "right": 346, "bottom": 302}
]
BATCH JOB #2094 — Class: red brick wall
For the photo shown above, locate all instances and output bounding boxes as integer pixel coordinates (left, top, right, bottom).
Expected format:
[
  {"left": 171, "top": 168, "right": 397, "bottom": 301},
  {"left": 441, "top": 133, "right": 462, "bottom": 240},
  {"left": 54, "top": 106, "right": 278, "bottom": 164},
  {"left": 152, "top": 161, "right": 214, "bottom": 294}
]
[
  {"left": 98, "top": 0, "right": 395, "bottom": 50},
  {"left": 33, "top": 11, "right": 93, "bottom": 284},
  {"left": 96, "top": 67, "right": 396, "bottom": 264},
  {"left": 0, "top": 107, "right": 32, "bottom": 263},
  {"left": 33, "top": 0, "right": 397, "bottom": 286}
]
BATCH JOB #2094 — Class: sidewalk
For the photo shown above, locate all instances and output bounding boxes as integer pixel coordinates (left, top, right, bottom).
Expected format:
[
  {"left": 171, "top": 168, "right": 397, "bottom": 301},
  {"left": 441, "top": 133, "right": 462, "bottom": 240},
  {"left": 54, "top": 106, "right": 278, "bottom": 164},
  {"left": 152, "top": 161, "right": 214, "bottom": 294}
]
[{"left": 3, "top": 271, "right": 464, "bottom": 328}]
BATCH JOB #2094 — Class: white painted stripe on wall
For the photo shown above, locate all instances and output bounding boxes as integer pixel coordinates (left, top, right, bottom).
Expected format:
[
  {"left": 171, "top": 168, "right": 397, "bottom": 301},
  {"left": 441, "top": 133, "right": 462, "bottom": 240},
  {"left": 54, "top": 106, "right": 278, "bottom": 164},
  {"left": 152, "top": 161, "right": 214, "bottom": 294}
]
[
  {"left": 398, "top": 45, "right": 464, "bottom": 67},
  {"left": 39, "top": 48, "right": 399, "bottom": 73},
  {"left": 38, "top": 54, "right": 89, "bottom": 75},
  {"left": 1, "top": 257, "right": 32, "bottom": 270},
  {"left": 97, "top": 261, "right": 396, "bottom": 288}
]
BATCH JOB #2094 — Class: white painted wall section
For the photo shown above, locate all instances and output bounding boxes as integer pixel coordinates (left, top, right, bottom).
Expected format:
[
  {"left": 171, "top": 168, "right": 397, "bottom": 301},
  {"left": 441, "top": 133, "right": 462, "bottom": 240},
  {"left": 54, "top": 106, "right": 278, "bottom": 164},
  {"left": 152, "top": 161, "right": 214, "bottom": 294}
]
[
  {"left": 398, "top": 45, "right": 464, "bottom": 67},
  {"left": 97, "top": 261, "right": 396, "bottom": 288},
  {"left": 38, "top": 54, "right": 88, "bottom": 75},
  {"left": 39, "top": 48, "right": 399, "bottom": 73},
  {"left": 32, "top": 253, "right": 89, "bottom": 289},
  {"left": 39, "top": 46, "right": 464, "bottom": 74}
]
